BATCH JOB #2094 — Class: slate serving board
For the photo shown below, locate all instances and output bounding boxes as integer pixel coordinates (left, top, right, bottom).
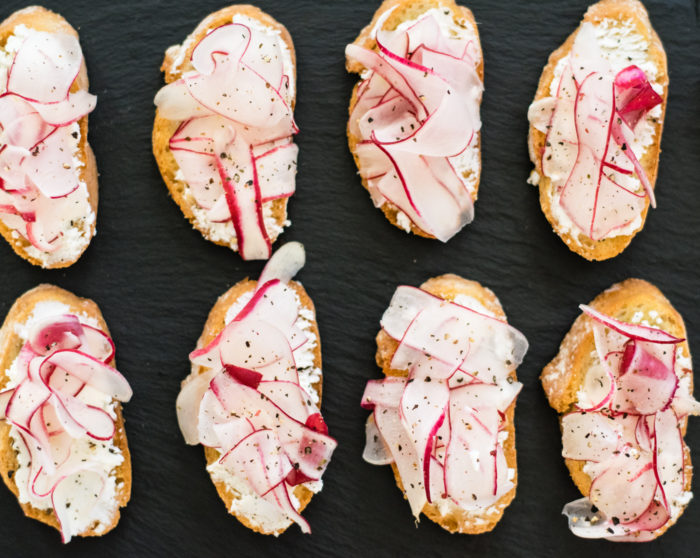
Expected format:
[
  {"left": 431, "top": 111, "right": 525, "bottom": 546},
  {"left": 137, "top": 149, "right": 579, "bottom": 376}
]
[{"left": 1, "top": 0, "right": 699, "bottom": 556}]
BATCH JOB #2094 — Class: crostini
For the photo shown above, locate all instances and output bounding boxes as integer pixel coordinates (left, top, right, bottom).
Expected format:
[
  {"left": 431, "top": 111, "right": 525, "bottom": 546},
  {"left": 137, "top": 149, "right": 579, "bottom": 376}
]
[
  {"left": 0, "top": 6, "right": 99, "bottom": 268},
  {"left": 541, "top": 279, "right": 699, "bottom": 541},
  {"left": 361, "top": 275, "right": 528, "bottom": 533},
  {"left": 176, "top": 242, "right": 336, "bottom": 535},
  {"left": 346, "top": 0, "right": 483, "bottom": 241},
  {"left": 153, "top": 5, "right": 298, "bottom": 261},
  {"left": 527, "top": 0, "right": 667, "bottom": 261},
  {"left": 0, "top": 285, "right": 132, "bottom": 542}
]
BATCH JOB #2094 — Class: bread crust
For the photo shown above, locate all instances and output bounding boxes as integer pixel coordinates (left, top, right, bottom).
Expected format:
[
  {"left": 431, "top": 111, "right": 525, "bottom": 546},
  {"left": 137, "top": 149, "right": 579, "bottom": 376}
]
[
  {"left": 527, "top": 0, "right": 667, "bottom": 261},
  {"left": 541, "top": 278, "right": 692, "bottom": 540},
  {"left": 346, "top": 0, "right": 483, "bottom": 239},
  {"left": 152, "top": 5, "right": 295, "bottom": 253},
  {"left": 374, "top": 274, "right": 518, "bottom": 534},
  {"left": 189, "top": 277, "right": 323, "bottom": 535},
  {"left": 0, "top": 284, "right": 131, "bottom": 538},
  {"left": 0, "top": 6, "right": 98, "bottom": 269}
]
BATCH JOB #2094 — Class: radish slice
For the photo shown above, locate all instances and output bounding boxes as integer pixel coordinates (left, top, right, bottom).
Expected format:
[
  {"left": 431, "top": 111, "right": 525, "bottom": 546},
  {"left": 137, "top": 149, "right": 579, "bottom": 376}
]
[
  {"left": 361, "top": 377, "right": 406, "bottom": 409},
  {"left": 362, "top": 415, "right": 394, "bottom": 465},
  {"left": 177, "top": 369, "right": 217, "bottom": 444},
  {"left": 52, "top": 470, "right": 106, "bottom": 544},
  {"left": 613, "top": 341, "right": 678, "bottom": 414},
  {"left": 614, "top": 65, "right": 663, "bottom": 131},
  {"left": 581, "top": 305, "right": 683, "bottom": 344},
  {"left": 44, "top": 350, "right": 132, "bottom": 402},
  {"left": 561, "top": 411, "right": 620, "bottom": 462},
  {"left": 653, "top": 408, "right": 685, "bottom": 509},
  {"left": 589, "top": 452, "right": 657, "bottom": 523},
  {"left": 219, "top": 429, "right": 293, "bottom": 496},
  {"left": 374, "top": 405, "right": 427, "bottom": 517},
  {"left": 257, "top": 241, "right": 305, "bottom": 288}
]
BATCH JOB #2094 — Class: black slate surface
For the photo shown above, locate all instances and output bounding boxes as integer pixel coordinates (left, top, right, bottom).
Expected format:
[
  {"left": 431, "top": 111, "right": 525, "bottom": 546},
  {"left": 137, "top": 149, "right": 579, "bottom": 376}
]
[{"left": 1, "top": 0, "right": 699, "bottom": 556}]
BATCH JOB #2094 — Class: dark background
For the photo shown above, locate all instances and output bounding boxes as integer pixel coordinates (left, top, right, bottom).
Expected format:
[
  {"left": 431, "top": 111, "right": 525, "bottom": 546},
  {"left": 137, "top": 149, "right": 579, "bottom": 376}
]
[{"left": 1, "top": 0, "right": 699, "bottom": 556}]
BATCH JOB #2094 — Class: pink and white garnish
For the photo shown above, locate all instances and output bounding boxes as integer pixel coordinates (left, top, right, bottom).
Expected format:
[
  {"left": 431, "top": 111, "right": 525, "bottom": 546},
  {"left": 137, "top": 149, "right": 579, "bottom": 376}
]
[
  {"left": 0, "top": 311, "right": 130, "bottom": 543},
  {"left": 346, "top": 8, "right": 482, "bottom": 241},
  {"left": 560, "top": 305, "right": 700, "bottom": 541},
  {"left": 361, "top": 285, "right": 527, "bottom": 520},
  {"left": 176, "top": 242, "right": 336, "bottom": 533},
  {"left": 528, "top": 23, "right": 663, "bottom": 241},
  {"left": 0, "top": 28, "right": 96, "bottom": 254},
  {"left": 155, "top": 21, "right": 298, "bottom": 261}
]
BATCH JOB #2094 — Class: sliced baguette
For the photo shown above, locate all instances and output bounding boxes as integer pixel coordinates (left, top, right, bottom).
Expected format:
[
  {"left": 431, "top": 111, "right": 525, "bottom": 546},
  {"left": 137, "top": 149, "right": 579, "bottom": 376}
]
[
  {"left": 152, "top": 5, "right": 295, "bottom": 253},
  {"left": 0, "top": 284, "right": 131, "bottom": 538},
  {"left": 189, "top": 277, "right": 322, "bottom": 535},
  {"left": 527, "top": 0, "right": 667, "bottom": 261},
  {"left": 0, "top": 6, "right": 98, "bottom": 269},
  {"left": 346, "top": 0, "right": 482, "bottom": 239},
  {"left": 375, "top": 274, "right": 518, "bottom": 534},
  {"left": 541, "top": 278, "right": 692, "bottom": 539}
]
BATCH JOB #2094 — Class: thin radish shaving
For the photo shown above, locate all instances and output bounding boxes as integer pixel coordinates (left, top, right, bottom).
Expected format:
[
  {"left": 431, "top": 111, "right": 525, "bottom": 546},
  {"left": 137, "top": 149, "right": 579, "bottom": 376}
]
[
  {"left": 176, "top": 243, "right": 334, "bottom": 533},
  {"left": 362, "top": 284, "right": 526, "bottom": 519},
  {"left": 346, "top": 8, "right": 482, "bottom": 241},
  {"left": 0, "top": 29, "right": 96, "bottom": 255},
  {"left": 560, "top": 303, "right": 699, "bottom": 540},
  {"left": 530, "top": 23, "right": 663, "bottom": 241},
  {"left": 154, "top": 23, "right": 298, "bottom": 261},
  {"left": 0, "top": 309, "right": 128, "bottom": 542}
]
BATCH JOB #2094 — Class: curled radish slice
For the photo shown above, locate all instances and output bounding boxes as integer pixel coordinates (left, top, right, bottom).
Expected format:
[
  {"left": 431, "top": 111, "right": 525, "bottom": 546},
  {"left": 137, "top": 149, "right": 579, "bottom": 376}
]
[
  {"left": 532, "top": 23, "right": 663, "bottom": 241},
  {"left": 0, "top": 28, "right": 96, "bottom": 256},
  {"left": 346, "top": 8, "right": 482, "bottom": 241},
  {"left": 362, "top": 284, "right": 526, "bottom": 519},
  {"left": 0, "top": 309, "right": 128, "bottom": 542},
  {"left": 177, "top": 243, "right": 334, "bottom": 533},
  {"left": 560, "top": 304, "right": 699, "bottom": 539},
  {"left": 155, "top": 22, "right": 298, "bottom": 261}
]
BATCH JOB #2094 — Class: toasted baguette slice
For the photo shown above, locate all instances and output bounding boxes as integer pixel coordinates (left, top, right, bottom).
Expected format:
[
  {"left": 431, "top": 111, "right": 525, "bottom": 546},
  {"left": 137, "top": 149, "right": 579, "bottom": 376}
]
[
  {"left": 152, "top": 5, "right": 295, "bottom": 254},
  {"left": 346, "top": 0, "right": 483, "bottom": 239},
  {"left": 541, "top": 278, "right": 692, "bottom": 540},
  {"left": 375, "top": 274, "right": 518, "bottom": 534},
  {"left": 527, "top": 0, "right": 667, "bottom": 261},
  {"left": 0, "top": 284, "right": 131, "bottom": 538},
  {"left": 0, "top": 6, "right": 98, "bottom": 269},
  {"left": 189, "top": 277, "right": 322, "bottom": 535}
]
